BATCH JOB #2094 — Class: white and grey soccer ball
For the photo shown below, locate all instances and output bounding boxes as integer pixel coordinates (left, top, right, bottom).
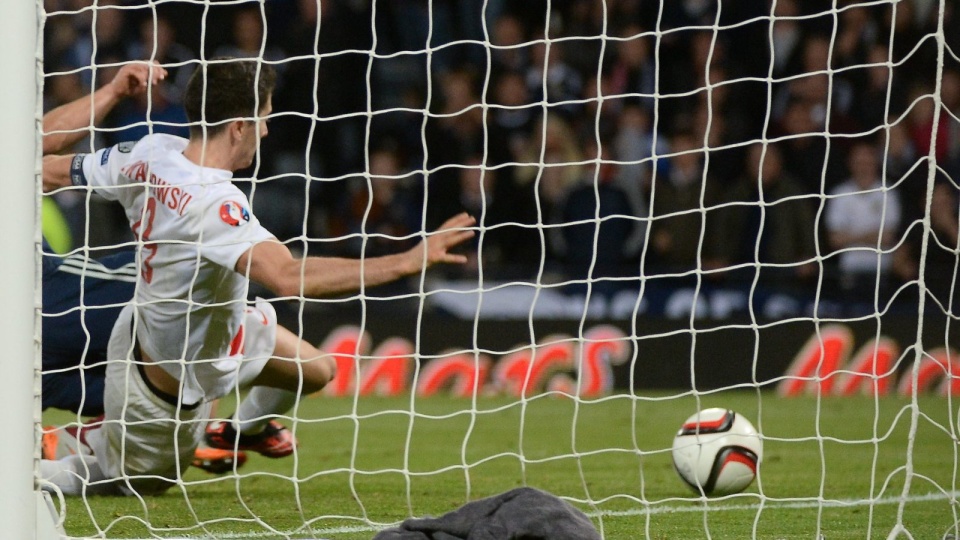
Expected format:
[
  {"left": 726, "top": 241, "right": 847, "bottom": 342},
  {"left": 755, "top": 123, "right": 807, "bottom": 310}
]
[{"left": 671, "top": 408, "right": 762, "bottom": 496}]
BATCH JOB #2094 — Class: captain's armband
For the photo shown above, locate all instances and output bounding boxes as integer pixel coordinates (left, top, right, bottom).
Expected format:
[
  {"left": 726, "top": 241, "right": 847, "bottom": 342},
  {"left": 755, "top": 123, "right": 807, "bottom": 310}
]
[{"left": 69, "top": 154, "right": 88, "bottom": 187}]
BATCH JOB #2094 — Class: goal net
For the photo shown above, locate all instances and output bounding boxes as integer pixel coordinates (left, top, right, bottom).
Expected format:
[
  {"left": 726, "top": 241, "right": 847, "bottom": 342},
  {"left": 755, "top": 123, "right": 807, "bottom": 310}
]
[{"left": 34, "top": 0, "right": 960, "bottom": 538}]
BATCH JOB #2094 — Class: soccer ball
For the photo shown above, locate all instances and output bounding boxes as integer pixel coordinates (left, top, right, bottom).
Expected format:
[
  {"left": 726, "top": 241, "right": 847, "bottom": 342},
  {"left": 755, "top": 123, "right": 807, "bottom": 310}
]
[{"left": 671, "top": 408, "right": 762, "bottom": 496}]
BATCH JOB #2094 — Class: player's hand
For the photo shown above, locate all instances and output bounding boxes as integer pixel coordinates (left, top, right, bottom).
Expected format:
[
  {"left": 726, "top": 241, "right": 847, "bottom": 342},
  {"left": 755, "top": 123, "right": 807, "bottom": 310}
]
[
  {"left": 409, "top": 212, "right": 476, "bottom": 269},
  {"left": 110, "top": 61, "right": 167, "bottom": 98}
]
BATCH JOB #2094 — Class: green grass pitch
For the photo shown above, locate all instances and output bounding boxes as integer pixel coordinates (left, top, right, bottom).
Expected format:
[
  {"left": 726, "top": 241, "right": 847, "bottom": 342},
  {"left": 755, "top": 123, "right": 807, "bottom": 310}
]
[{"left": 45, "top": 392, "right": 959, "bottom": 539}]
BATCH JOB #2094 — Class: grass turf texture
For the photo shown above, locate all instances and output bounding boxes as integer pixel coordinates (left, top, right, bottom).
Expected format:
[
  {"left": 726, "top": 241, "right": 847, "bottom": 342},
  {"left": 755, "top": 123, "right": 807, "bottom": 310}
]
[{"left": 44, "top": 392, "right": 959, "bottom": 539}]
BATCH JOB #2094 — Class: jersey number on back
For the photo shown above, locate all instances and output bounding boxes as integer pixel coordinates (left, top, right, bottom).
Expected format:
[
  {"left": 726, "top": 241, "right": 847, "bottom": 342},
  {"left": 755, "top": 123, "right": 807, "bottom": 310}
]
[{"left": 132, "top": 198, "right": 158, "bottom": 283}]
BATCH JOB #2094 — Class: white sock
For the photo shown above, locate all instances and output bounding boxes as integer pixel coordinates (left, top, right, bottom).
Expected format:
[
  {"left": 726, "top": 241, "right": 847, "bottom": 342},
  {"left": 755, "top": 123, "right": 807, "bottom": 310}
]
[
  {"left": 40, "top": 454, "right": 114, "bottom": 496},
  {"left": 235, "top": 386, "right": 297, "bottom": 435}
]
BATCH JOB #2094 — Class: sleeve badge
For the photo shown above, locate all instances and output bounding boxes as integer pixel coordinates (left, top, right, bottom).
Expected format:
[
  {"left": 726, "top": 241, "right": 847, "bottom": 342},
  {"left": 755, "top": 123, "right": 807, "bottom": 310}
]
[{"left": 219, "top": 200, "right": 251, "bottom": 227}]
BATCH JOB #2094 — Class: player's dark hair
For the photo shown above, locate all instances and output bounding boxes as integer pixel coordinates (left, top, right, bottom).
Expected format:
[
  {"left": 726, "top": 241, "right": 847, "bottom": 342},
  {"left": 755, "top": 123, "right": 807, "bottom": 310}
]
[{"left": 184, "top": 58, "right": 276, "bottom": 138}]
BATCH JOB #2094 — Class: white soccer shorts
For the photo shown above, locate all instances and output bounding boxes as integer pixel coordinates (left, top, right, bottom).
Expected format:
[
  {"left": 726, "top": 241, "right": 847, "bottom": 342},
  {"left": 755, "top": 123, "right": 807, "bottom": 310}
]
[{"left": 86, "top": 300, "right": 277, "bottom": 496}]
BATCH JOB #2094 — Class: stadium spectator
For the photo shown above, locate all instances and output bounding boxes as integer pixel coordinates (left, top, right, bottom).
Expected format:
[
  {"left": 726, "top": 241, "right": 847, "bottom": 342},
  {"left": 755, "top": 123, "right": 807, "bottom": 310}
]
[
  {"left": 329, "top": 146, "right": 422, "bottom": 260},
  {"left": 555, "top": 140, "right": 641, "bottom": 284},
  {"left": 503, "top": 114, "right": 585, "bottom": 274},
  {"left": 558, "top": 0, "right": 606, "bottom": 78},
  {"left": 44, "top": 16, "right": 83, "bottom": 78},
  {"left": 453, "top": 157, "right": 496, "bottom": 277},
  {"left": 606, "top": 24, "right": 655, "bottom": 111},
  {"left": 659, "top": 0, "right": 718, "bottom": 29},
  {"left": 890, "top": 174, "right": 960, "bottom": 311},
  {"left": 125, "top": 14, "right": 195, "bottom": 104},
  {"left": 525, "top": 40, "right": 584, "bottom": 120},
  {"left": 942, "top": 69, "right": 960, "bottom": 171},
  {"left": 941, "top": 2, "right": 960, "bottom": 67},
  {"left": 886, "top": 118, "right": 928, "bottom": 238},
  {"left": 772, "top": 34, "right": 854, "bottom": 133},
  {"left": 834, "top": 4, "right": 878, "bottom": 69},
  {"left": 850, "top": 44, "right": 908, "bottom": 133},
  {"left": 689, "top": 31, "right": 728, "bottom": 89},
  {"left": 776, "top": 99, "right": 844, "bottom": 195},
  {"left": 648, "top": 130, "right": 723, "bottom": 275},
  {"left": 578, "top": 72, "right": 620, "bottom": 144},
  {"left": 691, "top": 90, "right": 745, "bottom": 188},
  {"left": 515, "top": 113, "right": 584, "bottom": 213},
  {"left": 921, "top": 181, "right": 959, "bottom": 306},
  {"left": 885, "top": 119, "right": 921, "bottom": 183},
  {"left": 422, "top": 69, "right": 486, "bottom": 231},
  {"left": 214, "top": 6, "right": 286, "bottom": 69},
  {"left": 378, "top": 0, "right": 486, "bottom": 75},
  {"left": 905, "top": 83, "right": 951, "bottom": 165},
  {"left": 40, "top": 59, "right": 476, "bottom": 496},
  {"left": 62, "top": 0, "right": 129, "bottom": 87},
  {"left": 490, "top": 13, "right": 532, "bottom": 75},
  {"left": 432, "top": 0, "right": 489, "bottom": 73},
  {"left": 769, "top": 0, "right": 805, "bottom": 78},
  {"left": 43, "top": 70, "right": 86, "bottom": 140},
  {"left": 611, "top": 101, "right": 662, "bottom": 220},
  {"left": 271, "top": 0, "right": 371, "bottom": 177},
  {"left": 437, "top": 69, "right": 486, "bottom": 161},
  {"left": 825, "top": 141, "right": 903, "bottom": 310},
  {"left": 883, "top": 0, "right": 927, "bottom": 74},
  {"left": 441, "top": 154, "right": 534, "bottom": 279},
  {"left": 489, "top": 70, "right": 537, "bottom": 165},
  {"left": 710, "top": 143, "right": 817, "bottom": 289}
]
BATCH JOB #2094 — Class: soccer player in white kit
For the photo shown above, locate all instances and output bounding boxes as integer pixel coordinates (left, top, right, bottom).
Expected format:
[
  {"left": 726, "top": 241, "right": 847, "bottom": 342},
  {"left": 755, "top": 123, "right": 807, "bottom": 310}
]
[
  {"left": 40, "top": 58, "right": 476, "bottom": 496},
  {"left": 41, "top": 60, "right": 245, "bottom": 473}
]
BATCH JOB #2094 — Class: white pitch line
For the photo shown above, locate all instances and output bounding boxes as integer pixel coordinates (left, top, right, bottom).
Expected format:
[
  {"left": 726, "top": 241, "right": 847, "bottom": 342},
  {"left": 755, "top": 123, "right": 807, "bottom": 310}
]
[
  {"left": 589, "top": 490, "right": 960, "bottom": 518},
  {"left": 91, "top": 490, "right": 960, "bottom": 540}
]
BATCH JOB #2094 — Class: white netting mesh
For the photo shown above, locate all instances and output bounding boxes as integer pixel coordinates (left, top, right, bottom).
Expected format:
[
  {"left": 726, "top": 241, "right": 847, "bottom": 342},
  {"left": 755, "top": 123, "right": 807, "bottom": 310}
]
[{"left": 37, "top": 0, "right": 960, "bottom": 538}]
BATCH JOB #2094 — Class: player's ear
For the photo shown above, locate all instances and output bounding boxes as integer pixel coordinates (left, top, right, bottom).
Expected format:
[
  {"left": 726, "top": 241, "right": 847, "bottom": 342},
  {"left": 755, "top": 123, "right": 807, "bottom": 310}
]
[{"left": 228, "top": 119, "right": 246, "bottom": 142}]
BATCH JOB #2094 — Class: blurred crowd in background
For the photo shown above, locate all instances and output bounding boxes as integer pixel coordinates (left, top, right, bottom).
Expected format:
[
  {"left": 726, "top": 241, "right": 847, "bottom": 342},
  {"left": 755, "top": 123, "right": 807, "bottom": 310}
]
[{"left": 42, "top": 0, "right": 960, "bottom": 314}]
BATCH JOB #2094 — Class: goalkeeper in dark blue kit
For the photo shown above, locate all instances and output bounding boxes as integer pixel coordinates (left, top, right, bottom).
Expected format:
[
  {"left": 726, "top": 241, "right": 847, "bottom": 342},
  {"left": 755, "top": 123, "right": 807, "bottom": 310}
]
[
  {"left": 41, "top": 241, "right": 135, "bottom": 416},
  {"left": 39, "top": 61, "right": 243, "bottom": 473}
]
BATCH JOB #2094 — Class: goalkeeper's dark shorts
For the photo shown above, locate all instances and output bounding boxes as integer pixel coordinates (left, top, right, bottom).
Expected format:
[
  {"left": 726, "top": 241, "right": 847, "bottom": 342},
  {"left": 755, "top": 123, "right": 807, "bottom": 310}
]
[{"left": 41, "top": 246, "right": 136, "bottom": 417}]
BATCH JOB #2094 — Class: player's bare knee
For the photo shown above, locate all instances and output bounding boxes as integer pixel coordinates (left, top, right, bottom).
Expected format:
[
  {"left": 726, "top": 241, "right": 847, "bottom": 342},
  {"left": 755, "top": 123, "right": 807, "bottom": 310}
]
[
  {"left": 323, "top": 355, "right": 337, "bottom": 382},
  {"left": 301, "top": 356, "right": 336, "bottom": 393}
]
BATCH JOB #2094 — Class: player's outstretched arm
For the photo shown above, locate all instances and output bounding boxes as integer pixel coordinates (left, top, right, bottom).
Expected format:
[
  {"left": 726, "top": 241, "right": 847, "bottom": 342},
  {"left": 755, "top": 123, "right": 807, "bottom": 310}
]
[
  {"left": 42, "top": 61, "right": 167, "bottom": 155},
  {"left": 41, "top": 154, "right": 76, "bottom": 193},
  {"left": 238, "top": 212, "right": 476, "bottom": 298}
]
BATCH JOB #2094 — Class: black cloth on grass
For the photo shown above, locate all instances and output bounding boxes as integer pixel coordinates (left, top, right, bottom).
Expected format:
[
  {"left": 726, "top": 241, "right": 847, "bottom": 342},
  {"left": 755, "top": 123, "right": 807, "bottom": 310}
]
[{"left": 371, "top": 487, "right": 601, "bottom": 540}]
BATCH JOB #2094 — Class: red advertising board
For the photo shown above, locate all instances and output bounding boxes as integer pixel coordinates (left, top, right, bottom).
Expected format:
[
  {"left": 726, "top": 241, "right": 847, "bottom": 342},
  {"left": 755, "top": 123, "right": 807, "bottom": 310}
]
[{"left": 274, "top": 305, "right": 958, "bottom": 398}]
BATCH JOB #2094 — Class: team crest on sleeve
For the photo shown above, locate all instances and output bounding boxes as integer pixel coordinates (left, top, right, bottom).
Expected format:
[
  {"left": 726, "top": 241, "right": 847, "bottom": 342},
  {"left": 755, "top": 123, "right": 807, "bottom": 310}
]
[{"left": 219, "top": 200, "right": 250, "bottom": 227}]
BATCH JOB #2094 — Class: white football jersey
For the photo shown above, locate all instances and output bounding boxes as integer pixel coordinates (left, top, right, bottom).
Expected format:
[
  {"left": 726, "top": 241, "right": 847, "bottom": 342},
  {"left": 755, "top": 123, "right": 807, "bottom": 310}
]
[{"left": 75, "top": 134, "right": 275, "bottom": 403}]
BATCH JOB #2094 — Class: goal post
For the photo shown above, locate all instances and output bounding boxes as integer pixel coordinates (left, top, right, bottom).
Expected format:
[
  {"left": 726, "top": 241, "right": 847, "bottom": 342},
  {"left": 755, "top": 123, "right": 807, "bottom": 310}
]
[{"left": 2, "top": 1, "right": 62, "bottom": 538}]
